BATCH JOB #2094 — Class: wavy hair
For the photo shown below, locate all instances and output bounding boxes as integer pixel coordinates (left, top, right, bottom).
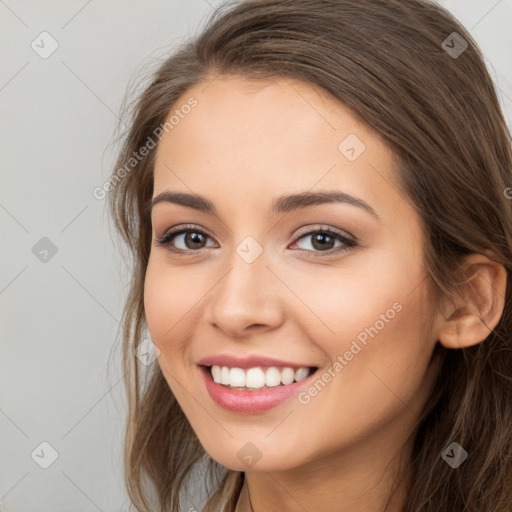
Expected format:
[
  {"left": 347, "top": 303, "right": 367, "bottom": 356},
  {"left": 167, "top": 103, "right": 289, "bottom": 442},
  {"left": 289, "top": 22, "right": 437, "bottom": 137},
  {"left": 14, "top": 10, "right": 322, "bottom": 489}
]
[{"left": 106, "top": 0, "right": 512, "bottom": 510}]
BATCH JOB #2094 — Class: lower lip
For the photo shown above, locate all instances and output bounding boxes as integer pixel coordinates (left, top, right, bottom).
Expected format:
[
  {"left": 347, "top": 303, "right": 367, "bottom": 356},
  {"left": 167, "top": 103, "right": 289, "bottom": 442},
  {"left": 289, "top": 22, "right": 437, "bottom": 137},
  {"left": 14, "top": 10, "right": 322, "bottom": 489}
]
[{"left": 198, "top": 365, "right": 317, "bottom": 413}]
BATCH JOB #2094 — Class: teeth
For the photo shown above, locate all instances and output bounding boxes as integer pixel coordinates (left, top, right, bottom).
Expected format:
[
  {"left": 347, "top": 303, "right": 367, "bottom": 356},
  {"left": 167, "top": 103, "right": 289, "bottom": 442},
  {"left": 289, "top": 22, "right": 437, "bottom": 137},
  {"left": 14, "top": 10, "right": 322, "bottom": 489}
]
[
  {"left": 220, "top": 366, "right": 230, "bottom": 385},
  {"left": 212, "top": 365, "right": 222, "bottom": 383},
  {"left": 280, "top": 367, "right": 295, "bottom": 385},
  {"left": 246, "top": 367, "right": 265, "bottom": 388},
  {"left": 294, "top": 367, "right": 309, "bottom": 381},
  {"left": 229, "top": 367, "right": 246, "bottom": 387},
  {"left": 265, "top": 367, "right": 281, "bottom": 387},
  {"left": 210, "top": 365, "right": 313, "bottom": 389}
]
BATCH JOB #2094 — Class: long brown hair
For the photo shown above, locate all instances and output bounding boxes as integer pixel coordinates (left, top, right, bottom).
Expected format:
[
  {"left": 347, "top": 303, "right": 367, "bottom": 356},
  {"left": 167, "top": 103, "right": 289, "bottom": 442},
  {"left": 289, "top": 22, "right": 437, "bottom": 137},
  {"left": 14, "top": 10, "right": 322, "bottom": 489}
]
[{"left": 106, "top": 1, "right": 512, "bottom": 510}]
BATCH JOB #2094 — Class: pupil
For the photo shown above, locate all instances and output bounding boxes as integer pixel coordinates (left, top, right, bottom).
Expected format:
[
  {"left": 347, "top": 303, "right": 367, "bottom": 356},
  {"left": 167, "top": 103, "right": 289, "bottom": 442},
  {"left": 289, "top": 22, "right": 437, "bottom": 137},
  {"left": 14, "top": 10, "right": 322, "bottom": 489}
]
[
  {"left": 312, "top": 233, "right": 334, "bottom": 251},
  {"left": 187, "top": 232, "right": 205, "bottom": 249}
]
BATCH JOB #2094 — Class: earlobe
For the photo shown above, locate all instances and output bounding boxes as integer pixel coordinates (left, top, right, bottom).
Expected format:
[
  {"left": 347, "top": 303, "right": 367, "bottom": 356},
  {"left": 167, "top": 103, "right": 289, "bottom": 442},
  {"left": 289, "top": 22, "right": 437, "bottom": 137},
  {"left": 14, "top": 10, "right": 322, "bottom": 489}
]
[{"left": 437, "top": 253, "right": 507, "bottom": 350}]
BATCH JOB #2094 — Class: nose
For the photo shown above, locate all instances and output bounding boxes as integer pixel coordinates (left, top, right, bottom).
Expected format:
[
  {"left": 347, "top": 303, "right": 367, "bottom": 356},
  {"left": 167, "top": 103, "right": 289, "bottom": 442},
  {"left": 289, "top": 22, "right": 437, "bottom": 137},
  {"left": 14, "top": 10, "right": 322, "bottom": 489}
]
[{"left": 207, "top": 253, "right": 285, "bottom": 338}]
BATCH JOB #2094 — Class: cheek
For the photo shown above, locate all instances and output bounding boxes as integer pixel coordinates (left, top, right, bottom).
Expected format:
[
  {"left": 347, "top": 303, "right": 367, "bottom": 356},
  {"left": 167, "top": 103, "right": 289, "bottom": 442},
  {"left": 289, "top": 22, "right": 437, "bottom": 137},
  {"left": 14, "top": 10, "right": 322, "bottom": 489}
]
[
  {"left": 322, "top": 236, "right": 421, "bottom": 333},
  {"left": 143, "top": 260, "right": 197, "bottom": 400},
  {"left": 286, "top": 256, "right": 413, "bottom": 342},
  {"left": 143, "top": 259, "right": 192, "bottom": 348},
  {"left": 143, "top": 262, "right": 166, "bottom": 341},
  {"left": 289, "top": 250, "right": 432, "bottom": 391},
  {"left": 316, "top": 279, "right": 433, "bottom": 413}
]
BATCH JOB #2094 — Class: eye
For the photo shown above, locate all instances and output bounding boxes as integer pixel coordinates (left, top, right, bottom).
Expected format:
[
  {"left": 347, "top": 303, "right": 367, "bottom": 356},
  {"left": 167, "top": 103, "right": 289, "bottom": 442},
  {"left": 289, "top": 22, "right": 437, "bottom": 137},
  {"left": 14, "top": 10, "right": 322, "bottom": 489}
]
[
  {"left": 155, "top": 224, "right": 357, "bottom": 257},
  {"left": 155, "top": 224, "right": 217, "bottom": 254},
  {"left": 291, "top": 227, "right": 357, "bottom": 256}
]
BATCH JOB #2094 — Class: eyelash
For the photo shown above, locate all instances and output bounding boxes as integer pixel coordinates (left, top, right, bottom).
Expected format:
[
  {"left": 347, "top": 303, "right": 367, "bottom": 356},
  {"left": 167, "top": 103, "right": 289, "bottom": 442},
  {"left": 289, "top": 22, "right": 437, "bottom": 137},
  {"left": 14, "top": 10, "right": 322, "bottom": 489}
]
[{"left": 155, "top": 224, "right": 357, "bottom": 258}]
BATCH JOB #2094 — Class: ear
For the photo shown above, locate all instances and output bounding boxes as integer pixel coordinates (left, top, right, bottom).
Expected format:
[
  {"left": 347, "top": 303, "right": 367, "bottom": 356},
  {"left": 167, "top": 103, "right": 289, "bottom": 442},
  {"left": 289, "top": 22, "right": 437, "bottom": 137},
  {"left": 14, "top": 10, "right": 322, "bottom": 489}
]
[{"left": 438, "top": 252, "right": 507, "bottom": 349}]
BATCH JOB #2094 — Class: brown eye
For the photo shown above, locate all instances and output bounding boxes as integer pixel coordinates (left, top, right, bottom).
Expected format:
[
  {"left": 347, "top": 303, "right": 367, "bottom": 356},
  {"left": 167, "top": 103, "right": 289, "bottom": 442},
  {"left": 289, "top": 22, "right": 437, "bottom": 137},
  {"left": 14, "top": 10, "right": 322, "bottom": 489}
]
[
  {"left": 293, "top": 228, "right": 357, "bottom": 256},
  {"left": 155, "top": 225, "right": 216, "bottom": 253},
  {"left": 182, "top": 231, "right": 207, "bottom": 250},
  {"left": 310, "top": 232, "right": 336, "bottom": 251}
]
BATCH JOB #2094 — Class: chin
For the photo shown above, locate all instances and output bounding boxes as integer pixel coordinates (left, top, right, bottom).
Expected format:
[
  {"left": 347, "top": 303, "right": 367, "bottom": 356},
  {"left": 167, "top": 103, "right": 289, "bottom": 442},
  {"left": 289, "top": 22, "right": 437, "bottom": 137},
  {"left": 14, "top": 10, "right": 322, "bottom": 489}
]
[{"left": 197, "top": 434, "right": 306, "bottom": 473}]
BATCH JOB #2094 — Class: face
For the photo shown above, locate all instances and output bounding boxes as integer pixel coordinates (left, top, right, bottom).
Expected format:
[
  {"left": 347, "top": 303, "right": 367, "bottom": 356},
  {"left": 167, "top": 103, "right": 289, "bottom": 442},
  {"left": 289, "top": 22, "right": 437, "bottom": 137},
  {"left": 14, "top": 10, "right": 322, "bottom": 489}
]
[{"left": 144, "top": 74, "right": 441, "bottom": 473}]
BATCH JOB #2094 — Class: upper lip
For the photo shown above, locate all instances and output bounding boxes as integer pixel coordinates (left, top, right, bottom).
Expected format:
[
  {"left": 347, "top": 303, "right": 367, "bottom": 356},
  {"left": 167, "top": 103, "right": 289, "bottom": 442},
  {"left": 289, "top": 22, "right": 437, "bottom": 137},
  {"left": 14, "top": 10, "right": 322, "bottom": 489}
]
[{"left": 197, "top": 354, "right": 317, "bottom": 369}]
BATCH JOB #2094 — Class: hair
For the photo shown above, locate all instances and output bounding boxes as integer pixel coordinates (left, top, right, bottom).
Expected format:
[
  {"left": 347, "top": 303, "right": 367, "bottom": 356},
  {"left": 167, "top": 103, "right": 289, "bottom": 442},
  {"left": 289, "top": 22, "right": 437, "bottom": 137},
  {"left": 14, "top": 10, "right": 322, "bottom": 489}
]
[{"left": 106, "top": 0, "right": 512, "bottom": 510}]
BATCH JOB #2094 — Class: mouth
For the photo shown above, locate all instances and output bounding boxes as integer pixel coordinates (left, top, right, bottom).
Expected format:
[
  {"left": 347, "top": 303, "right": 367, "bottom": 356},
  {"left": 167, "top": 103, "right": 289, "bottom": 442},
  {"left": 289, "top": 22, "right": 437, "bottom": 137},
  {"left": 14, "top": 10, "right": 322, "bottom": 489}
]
[
  {"left": 198, "top": 363, "right": 320, "bottom": 413},
  {"left": 200, "top": 364, "right": 319, "bottom": 390}
]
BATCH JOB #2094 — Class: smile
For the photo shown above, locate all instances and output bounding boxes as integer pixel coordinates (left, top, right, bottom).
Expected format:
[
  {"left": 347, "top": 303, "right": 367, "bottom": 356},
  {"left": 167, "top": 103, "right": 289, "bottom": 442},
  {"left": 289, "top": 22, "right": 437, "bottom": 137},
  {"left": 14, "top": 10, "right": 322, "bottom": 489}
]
[
  {"left": 198, "top": 364, "right": 319, "bottom": 413},
  {"left": 210, "top": 365, "right": 314, "bottom": 389}
]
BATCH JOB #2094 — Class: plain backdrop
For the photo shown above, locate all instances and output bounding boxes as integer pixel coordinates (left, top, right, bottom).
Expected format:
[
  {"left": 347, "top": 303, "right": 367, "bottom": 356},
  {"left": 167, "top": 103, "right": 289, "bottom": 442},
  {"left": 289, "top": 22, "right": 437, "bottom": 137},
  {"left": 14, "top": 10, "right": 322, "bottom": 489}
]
[{"left": 1, "top": 1, "right": 511, "bottom": 511}]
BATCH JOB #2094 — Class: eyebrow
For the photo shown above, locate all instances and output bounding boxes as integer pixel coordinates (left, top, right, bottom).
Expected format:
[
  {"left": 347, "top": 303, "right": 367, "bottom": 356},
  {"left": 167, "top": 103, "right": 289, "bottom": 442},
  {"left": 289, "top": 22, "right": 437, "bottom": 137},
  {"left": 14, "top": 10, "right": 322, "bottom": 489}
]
[{"left": 149, "top": 190, "right": 379, "bottom": 220}]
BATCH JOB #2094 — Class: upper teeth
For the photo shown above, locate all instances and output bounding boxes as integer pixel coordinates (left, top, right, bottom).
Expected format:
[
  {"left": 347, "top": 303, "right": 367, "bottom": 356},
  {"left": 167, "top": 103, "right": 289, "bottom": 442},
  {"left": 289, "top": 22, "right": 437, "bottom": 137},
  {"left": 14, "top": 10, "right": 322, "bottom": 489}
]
[{"left": 210, "top": 365, "right": 311, "bottom": 389}]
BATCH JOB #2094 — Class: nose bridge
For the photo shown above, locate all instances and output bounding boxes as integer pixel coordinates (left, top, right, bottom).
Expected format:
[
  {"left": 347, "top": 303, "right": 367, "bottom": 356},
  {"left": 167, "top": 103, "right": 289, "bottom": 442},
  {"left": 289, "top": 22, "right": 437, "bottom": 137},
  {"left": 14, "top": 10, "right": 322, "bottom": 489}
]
[{"left": 208, "top": 239, "right": 283, "bottom": 334}]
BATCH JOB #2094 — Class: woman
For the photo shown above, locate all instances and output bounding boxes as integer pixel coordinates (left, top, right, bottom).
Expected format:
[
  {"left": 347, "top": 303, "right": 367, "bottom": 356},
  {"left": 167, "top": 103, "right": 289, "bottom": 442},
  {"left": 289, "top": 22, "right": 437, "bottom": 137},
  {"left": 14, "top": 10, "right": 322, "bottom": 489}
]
[{"left": 107, "top": 0, "right": 512, "bottom": 510}]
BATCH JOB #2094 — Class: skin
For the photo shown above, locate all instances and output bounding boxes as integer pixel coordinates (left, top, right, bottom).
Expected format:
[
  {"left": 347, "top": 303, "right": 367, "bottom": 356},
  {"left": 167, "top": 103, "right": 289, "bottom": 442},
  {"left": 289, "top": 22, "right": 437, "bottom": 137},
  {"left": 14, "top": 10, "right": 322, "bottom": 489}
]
[{"left": 144, "top": 74, "right": 507, "bottom": 512}]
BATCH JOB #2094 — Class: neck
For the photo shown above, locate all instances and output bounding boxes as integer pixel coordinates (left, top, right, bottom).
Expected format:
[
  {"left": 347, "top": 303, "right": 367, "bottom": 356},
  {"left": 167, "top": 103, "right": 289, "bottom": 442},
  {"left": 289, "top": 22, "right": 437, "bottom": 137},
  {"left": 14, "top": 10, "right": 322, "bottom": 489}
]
[
  {"left": 235, "top": 426, "right": 414, "bottom": 512},
  {"left": 233, "top": 344, "right": 444, "bottom": 512}
]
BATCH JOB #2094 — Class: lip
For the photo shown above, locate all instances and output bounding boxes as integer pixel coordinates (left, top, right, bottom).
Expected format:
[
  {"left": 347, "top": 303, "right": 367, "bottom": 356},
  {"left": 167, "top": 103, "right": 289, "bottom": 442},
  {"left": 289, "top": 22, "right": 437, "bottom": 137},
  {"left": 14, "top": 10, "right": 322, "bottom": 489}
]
[
  {"left": 197, "top": 353, "right": 316, "bottom": 370},
  {"left": 198, "top": 364, "right": 319, "bottom": 413}
]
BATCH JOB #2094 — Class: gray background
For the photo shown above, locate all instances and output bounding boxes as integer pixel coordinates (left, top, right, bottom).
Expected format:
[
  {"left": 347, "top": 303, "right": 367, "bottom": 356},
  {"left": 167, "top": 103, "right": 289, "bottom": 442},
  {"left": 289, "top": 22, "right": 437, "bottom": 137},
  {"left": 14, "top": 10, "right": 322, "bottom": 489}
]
[{"left": 1, "top": 1, "right": 511, "bottom": 511}]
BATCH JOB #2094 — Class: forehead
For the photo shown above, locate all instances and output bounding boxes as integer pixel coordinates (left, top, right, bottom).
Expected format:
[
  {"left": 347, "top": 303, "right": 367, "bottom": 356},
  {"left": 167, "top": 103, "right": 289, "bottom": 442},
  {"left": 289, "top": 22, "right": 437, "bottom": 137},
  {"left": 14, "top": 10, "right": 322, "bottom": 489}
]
[{"left": 152, "top": 75, "right": 404, "bottom": 222}]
